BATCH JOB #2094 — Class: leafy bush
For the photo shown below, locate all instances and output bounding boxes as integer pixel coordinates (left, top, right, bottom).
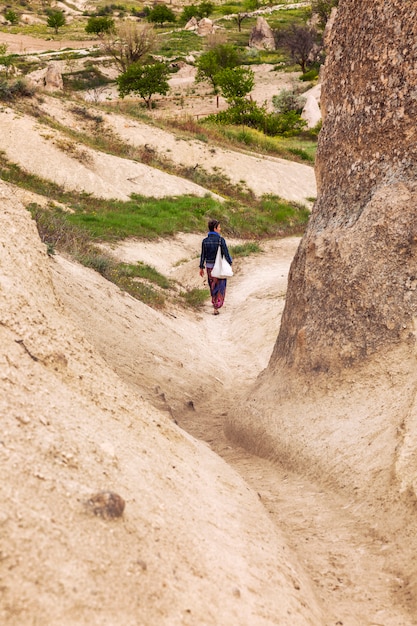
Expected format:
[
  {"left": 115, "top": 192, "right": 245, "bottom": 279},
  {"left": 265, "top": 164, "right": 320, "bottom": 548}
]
[
  {"left": 85, "top": 16, "right": 115, "bottom": 36},
  {"left": 195, "top": 43, "right": 241, "bottom": 91},
  {"left": 0, "top": 78, "right": 35, "bottom": 101},
  {"left": 304, "top": 119, "right": 322, "bottom": 138},
  {"left": 117, "top": 61, "right": 170, "bottom": 109},
  {"left": 46, "top": 9, "right": 66, "bottom": 33},
  {"left": 263, "top": 110, "right": 307, "bottom": 137},
  {"left": 272, "top": 88, "right": 306, "bottom": 114},
  {"left": 300, "top": 67, "right": 320, "bottom": 82},
  {"left": 215, "top": 66, "right": 254, "bottom": 105},
  {"left": 207, "top": 99, "right": 266, "bottom": 128},
  {"left": 147, "top": 4, "right": 176, "bottom": 25},
  {"left": 5, "top": 9, "right": 18, "bottom": 24},
  {"left": 63, "top": 66, "right": 111, "bottom": 91},
  {"left": 180, "top": 2, "right": 213, "bottom": 23},
  {"left": 96, "top": 4, "right": 126, "bottom": 15}
]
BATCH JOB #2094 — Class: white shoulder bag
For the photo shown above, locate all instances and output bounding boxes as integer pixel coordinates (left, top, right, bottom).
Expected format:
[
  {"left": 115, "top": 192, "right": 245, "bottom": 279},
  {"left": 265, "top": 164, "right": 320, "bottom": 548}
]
[{"left": 211, "top": 240, "right": 233, "bottom": 279}]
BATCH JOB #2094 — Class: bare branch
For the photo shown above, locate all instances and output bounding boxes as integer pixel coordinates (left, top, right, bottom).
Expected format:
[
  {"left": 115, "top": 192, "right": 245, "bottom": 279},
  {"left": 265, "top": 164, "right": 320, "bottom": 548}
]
[{"left": 102, "top": 22, "right": 157, "bottom": 73}]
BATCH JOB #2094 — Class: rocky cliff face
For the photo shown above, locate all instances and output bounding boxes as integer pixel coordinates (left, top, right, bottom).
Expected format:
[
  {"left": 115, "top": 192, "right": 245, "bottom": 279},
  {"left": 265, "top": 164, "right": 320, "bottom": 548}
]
[
  {"left": 272, "top": 0, "right": 417, "bottom": 374},
  {"left": 225, "top": 0, "right": 417, "bottom": 546}
]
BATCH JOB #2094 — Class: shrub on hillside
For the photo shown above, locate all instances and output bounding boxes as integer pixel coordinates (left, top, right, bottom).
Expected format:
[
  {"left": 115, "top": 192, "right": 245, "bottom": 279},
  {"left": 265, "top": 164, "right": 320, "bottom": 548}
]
[
  {"left": 263, "top": 111, "right": 307, "bottom": 137},
  {"left": 206, "top": 100, "right": 266, "bottom": 128},
  {"left": 0, "top": 78, "right": 35, "bottom": 101}
]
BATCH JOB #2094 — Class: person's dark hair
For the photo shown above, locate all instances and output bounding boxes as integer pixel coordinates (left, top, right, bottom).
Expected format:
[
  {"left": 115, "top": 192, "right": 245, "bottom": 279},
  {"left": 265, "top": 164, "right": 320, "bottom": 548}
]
[{"left": 208, "top": 219, "right": 220, "bottom": 231}]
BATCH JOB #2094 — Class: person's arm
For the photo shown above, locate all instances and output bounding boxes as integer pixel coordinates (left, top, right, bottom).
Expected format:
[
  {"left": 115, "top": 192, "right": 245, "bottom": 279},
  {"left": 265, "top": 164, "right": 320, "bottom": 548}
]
[{"left": 199, "top": 241, "right": 206, "bottom": 276}]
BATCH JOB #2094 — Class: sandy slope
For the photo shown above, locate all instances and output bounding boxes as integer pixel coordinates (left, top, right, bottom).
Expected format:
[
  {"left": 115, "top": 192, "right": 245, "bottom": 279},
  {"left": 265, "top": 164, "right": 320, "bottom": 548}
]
[
  {"left": 0, "top": 94, "right": 315, "bottom": 203},
  {"left": 51, "top": 232, "right": 417, "bottom": 626},
  {"left": 0, "top": 66, "right": 416, "bottom": 623},
  {"left": 0, "top": 106, "right": 217, "bottom": 200},
  {"left": 0, "top": 182, "right": 324, "bottom": 625}
]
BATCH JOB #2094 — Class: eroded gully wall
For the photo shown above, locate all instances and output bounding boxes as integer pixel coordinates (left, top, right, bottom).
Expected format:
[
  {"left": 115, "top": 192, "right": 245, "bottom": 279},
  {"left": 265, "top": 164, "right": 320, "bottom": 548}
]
[
  {"left": 274, "top": 0, "right": 417, "bottom": 373},
  {"left": 226, "top": 1, "right": 417, "bottom": 514}
]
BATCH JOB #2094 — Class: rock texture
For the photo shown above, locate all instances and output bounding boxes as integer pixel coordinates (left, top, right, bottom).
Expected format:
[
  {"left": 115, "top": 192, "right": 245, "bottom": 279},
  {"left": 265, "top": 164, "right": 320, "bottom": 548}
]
[
  {"left": 225, "top": 0, "right": 417, "bottom": 557},
  {"left": 301, "top": 84, "right": 321, "bottom": 128},
  {"left": 184, "top": 16, "right": 198, "bottom": 30},
  {"left": 273, "top": 0, "right": 417, "bottom": 374},
  {"left": 43, "top": 62, "right": 63, "bottom": 91},
  {"left": 197, "top": 17, "right": 215, "bottom": 35},
  {"left": 249, "top": 17, "right": 276, "bottom": 51}
]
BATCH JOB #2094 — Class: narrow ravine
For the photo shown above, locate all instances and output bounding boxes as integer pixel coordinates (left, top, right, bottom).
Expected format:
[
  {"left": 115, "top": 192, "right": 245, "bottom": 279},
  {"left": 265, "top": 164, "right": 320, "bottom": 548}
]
[
  {"left": 173, "top": 238, "right": 416, "bottom": 626},
  {"left": 52, "top": 235, "right": 417, "bottom": 625}
]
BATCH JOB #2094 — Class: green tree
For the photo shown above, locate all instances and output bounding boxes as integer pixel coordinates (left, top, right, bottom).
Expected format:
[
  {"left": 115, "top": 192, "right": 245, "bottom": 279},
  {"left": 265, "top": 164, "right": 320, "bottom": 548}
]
[
  {"left": 233, "top": 12, "right": 249, "bottom": 32},
  {"left": 198, "top": 2, "right": 213, "bottom": 17},
  {"left": 117, "top": 61, "right": 170, "bottom": 109},
  {"left": 195, "top": 43, "right": 241, "bottom": 91},
  {"left": 215, "top": 66, "right": 254, "bottom": 105},
  {"left": 147, "top": 4, "right": 176, "bottom": 26},
  {"left": 46, "top": 9, "right": 66, "bottom": 34},
  {"left": 85, "top": 16, "right": 115, "bottom": 37},
  {"left": 234, "top": 0, "right": 258, "bottom": 31},
  {"left": 5, "top": 9, "right": 18, "bottom": 25},
  {"left": 180, "top": 4, "right": 200, "bottom": 23},
  {"left": 210, "top": 99, "right": 265, "bottom": 128},
  {"left": 311, "top": 0, "right": 338, "bottom": 28},
  {"left": 180, "top": 2, "right": 213, "bottom": 23}
]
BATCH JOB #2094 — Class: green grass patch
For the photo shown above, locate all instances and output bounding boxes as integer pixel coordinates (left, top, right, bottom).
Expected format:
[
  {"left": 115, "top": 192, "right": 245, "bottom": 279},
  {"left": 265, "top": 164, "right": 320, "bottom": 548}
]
[
  {"left": 0, "top": 152, "right": 309, "bottom": 242},
  {"left": 180, "top": 287, "right": 210, "bottom": 309},
  {"left": 66, "top": 194, "right": 221, "bottom": 240},
  {"left": 225, "top": 194, "right": 309, "bottom": 237},
  {"left": 205, "top": 123, "right": 317, "bottom": 163},
  {"left": 230, "top": 241, "right": 261, "bottom": 257},
  {"left": 156, "top": 30, "right": 202, "bottom": 59},
  {"left": 27, "top": 201, "right": 168, "bottom": 308},
  {"left": 114, "top": 275, "right": 166, "bottom": 308},
  {"left": 117, "top": 262, "right": 171, "bottom": 289},
  {"left": 214, "top": 6, "right": 308, "bottom": 48},
  {"left": 0, "top": 18, "right": 92, "bottom": 41},
  {"left": 99, "top": 102, "right": 318, "bottom": 166},
  {"left": 63, "top": 65, "right": 112, "bottom": 91}
]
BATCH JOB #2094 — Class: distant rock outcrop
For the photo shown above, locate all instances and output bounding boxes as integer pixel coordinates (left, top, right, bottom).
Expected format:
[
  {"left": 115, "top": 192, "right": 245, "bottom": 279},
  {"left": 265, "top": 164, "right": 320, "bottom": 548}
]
[
  {"left": 249, "top": 17, "right": 276, "bottom": 50},
  {"left": 197, "top": 17, "right": 215, "bottom": 35},
  {"left": 184, "top": 16, "right": 216, "bottom": 35},
  {"left": 184, "top": 16, "right": 198, "bottom": 31},
  {"left": 43, "top": 63, "right": 63, "bottom": 91},
  {"left": 301, "top": 84, "right": 321, "bottom": 128}
]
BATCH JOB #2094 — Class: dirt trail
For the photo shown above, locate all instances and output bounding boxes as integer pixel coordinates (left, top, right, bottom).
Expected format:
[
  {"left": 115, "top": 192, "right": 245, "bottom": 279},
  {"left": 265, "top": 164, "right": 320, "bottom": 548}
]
[
  {"left": 164, "top": 241, "right": 415, "bottom": 626},
  {"left": 54, "top": 235, "right": 417, "bottom": 625}
]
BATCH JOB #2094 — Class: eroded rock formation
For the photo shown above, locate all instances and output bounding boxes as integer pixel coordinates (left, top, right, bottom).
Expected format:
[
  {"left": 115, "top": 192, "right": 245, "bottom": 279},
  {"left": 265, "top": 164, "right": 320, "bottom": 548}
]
[
  {"left": 226, "top": 0, "right": 417, "bottom": 530},
  {"left": 274, "top": 0, "right": 417, "bottom": 374},
  {"left": 249, "top": 17, "right": 276, "bottom": 51},
  {"left": 43, "top": 62, "right": 63, "bottom": 91}
]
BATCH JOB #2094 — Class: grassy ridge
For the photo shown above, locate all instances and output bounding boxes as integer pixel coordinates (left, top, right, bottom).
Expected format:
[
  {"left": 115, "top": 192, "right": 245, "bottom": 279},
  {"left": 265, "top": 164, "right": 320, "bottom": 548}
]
[
  {"left": 0, "top": 151, "right": 310, "bottom": 241},
  {"left": 65, "top": 192, "right": 309, "bottom": 240}
]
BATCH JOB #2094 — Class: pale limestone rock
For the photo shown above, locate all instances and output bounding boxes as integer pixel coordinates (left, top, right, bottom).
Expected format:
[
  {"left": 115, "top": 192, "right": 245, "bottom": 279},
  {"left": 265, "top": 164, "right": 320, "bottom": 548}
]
[
  {"left": 184, "top": 16, "right": 198, "bottom": 31},
  {"left": 301, "top": 84, "right": 321, "bottom": 128},
  {"left": 197, "top": 17, "right": 215, "bottom": 36},
  {"left": 249, "top": 17, "right": 276, "bottom": 51},
  {"left": 44, "top": 63, "right": 63, "bottom": 92}
]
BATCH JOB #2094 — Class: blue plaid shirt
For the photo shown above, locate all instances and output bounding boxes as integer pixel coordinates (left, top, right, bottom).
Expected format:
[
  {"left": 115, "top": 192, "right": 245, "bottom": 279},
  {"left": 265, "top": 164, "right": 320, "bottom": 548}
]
[{"left": 200, "top": 232, "right": 232, "bottom": 269}]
